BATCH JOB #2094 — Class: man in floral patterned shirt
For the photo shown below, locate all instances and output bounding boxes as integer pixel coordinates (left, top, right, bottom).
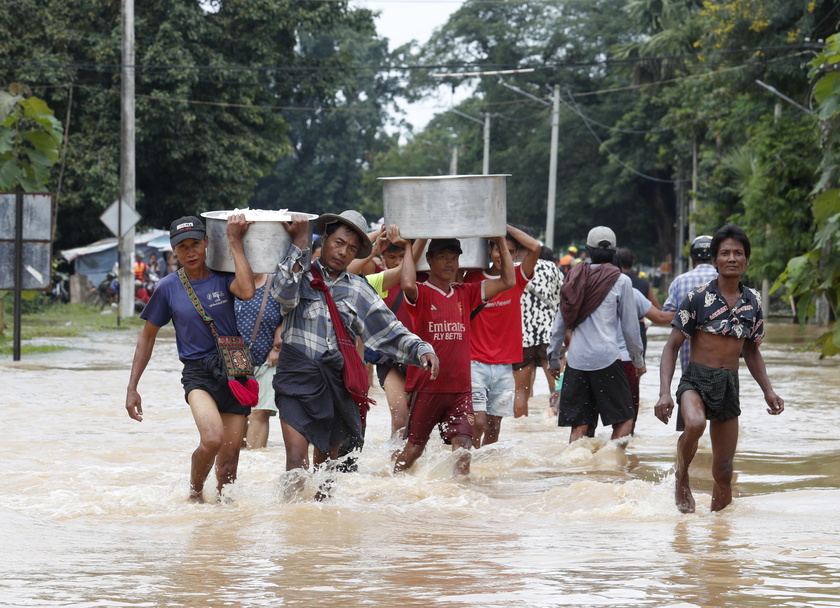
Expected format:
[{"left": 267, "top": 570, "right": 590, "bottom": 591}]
[
  {"left": 655, "top": 224, "right": 784, "bottom": 514},
  {"left": 513, "top": 246, "right": 562, "bottom": 417}
]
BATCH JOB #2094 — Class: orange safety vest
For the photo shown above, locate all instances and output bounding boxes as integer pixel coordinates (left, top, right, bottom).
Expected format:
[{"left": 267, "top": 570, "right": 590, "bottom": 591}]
[{"left": 134, "top": 261, "right": 147, "bottom": 282}]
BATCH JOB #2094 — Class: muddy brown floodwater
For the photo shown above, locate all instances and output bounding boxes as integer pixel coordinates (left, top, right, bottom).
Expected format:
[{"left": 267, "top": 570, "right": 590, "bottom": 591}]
[{"left": 2, "top": 321, "right": 839, "bottom": 607}]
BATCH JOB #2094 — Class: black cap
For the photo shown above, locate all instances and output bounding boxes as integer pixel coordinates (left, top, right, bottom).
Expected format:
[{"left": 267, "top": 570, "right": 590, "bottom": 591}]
[
  {"left": 169, "top": 216, "right": 206, "bottom": 247},
  {"left": 427, "top": 238, "right": 463, "bottom": 255}
]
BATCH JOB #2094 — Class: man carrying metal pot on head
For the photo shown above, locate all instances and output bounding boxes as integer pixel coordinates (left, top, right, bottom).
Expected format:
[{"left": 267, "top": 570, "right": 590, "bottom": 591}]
[{"left": 271, "top": 210, "right": 438, "bottom": 500}]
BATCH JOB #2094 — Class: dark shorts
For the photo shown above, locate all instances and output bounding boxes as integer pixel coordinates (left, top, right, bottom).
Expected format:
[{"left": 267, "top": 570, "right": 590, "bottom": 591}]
[
  {"left": 676, "top": 362, "right": 740, "bottom": 430},
  {"left": 406, "top": 391, "right": 474, "bottom": 447},
  {"left": 558, "top": 360, "right": 634, "bottom": 428},
  {"left": 375, "top": 356, "right": 407, "bottom": 389},
  {"left": 512, "top": 344, "right": 548, "bottom": 371},
  {"left": 620, "top": 360, "right": 640, "bottom": 417},
  {"left": 181, "top": 356, "right": 252, "bottom": 416}
]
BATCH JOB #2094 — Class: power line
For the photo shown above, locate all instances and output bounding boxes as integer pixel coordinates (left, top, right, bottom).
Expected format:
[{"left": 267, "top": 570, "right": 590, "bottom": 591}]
[
  {"left": 563, "top": 90, "right": 687, "bottom": 185},
  {"left": 0, "top": 43, "right": 821, "bottom": 76}
]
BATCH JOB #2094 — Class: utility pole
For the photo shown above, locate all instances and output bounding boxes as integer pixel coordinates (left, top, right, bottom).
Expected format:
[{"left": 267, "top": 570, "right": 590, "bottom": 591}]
[
  {"left": 500, "top": 81, "right": 559, "bottom": 250},
  {"left": 690, "top": 135, "right": 697, "bottom": 245},
  {"left": 482, "top": 112, "right": 490, "bottom": 175},
  {"left": 545, "top": 85, "right": 560, "bottom": 251},
  {"left": 120, "top": 0, "right": 136, "bottom": 319},
  {"left": 451, "top": 108, "right": 488, "bottom": 174},
  {"left": 431, "top": 69, "right": 535, "bottom": 177}
]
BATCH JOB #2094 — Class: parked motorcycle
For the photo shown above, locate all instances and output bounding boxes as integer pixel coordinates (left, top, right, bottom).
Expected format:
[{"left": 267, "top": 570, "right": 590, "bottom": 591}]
[{"left": 48, "top": 272, "right": 71, "bottom": 303}]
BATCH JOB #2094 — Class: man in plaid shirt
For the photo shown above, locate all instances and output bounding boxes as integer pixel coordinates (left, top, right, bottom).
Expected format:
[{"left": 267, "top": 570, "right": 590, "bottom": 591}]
[
  {"left": 271, "top": 210, "right": 436, "bottom": 499},
  {"left": 662, "top": 235, "right": 718, "bottom": 371}
]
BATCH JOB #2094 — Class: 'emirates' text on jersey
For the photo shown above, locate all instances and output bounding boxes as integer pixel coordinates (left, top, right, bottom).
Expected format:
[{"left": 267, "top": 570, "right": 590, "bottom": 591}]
[{"left": 405, "top": 281, "right": 484, "bottom": 393}]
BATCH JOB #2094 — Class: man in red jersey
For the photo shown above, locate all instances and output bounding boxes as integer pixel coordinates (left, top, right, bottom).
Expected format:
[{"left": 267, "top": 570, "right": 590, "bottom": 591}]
[
  {"left": 463, "top": 225, "right": 541, "bottom": 447},
  {"left": 394, "top": 234, "right": 515, "bottom": 476}
]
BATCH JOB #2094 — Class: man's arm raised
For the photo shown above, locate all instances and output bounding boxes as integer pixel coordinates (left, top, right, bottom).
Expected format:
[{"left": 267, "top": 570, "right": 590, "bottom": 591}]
[
  {"left": 483, "top": 236, "right": 516, "bottom": 300},
  {"left": 400, "top": 231, "right": 426, "bottom": 304},
  {"left": 507, "top": 224, "right": 541, "bottom": 279},
  {"left": 348, "top": 226, "right": 387, "bottom": 276}
]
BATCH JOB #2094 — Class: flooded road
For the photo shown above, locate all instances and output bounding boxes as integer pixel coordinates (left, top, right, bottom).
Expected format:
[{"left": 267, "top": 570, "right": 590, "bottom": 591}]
[{"left": 2, "top": 322, "right": 839, "bottom": 607}]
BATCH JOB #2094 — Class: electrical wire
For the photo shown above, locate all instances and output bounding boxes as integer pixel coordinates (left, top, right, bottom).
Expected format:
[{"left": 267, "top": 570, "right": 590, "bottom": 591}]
[
  {"left": 562, "top": 89, "right": 688, "bottom": 185},
  {"left": 0, "top": 43, "right": 821, "bottom": 75}
]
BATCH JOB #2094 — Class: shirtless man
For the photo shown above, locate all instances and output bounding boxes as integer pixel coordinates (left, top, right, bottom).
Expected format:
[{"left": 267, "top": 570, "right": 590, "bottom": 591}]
[{"left": 655, "top": 224, "right": 784, "bottom": 513}]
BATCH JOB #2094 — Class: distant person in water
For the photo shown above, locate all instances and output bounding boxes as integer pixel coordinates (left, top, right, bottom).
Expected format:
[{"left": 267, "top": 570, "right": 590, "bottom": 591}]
[
  {"left": 655, "top": 224, "right": 784, "bottom": 513},
  {"left": 125, "top": 214, "right": 256, "bottom": 503}
]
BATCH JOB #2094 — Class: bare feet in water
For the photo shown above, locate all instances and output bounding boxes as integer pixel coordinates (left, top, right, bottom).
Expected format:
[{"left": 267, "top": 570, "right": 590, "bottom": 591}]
[{"left": 675, "top": 471, "right": 695, "bottom": 513}]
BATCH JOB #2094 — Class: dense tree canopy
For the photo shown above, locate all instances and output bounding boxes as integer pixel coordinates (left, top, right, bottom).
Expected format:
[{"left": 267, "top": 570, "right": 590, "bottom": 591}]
[
  {"left": 1, "top": 0, "right": 837, "bottom": 341},
  {"left": 364, "top": 0, "right": 837, "bottom": 282},
  {"left": 249, "top": 19, "right": 402, "bottom": 218},
  {"left": 0, "top": 0, "right": 373, "bottom": 248}
]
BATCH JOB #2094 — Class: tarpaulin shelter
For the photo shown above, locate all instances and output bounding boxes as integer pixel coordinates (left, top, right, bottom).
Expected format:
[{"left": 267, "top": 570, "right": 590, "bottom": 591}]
[{"left": 60, "top": 229, "right": 169, "bottom": 288}]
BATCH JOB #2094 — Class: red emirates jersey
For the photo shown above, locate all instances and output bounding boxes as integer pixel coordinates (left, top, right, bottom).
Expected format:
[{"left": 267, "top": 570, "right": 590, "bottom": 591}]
[
  {"left": 405, "top": 281, "right": 484, "bottom": 393},
  {"left": 463, "top": 265, "right": 531, "bottom": 364}
]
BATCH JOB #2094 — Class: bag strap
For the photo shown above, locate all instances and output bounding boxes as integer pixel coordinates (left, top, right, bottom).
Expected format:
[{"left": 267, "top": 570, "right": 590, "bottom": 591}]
[
  {"left": 389, "top": 289, "right": 404, "bottom": 314},
  {"left": 249, "top": 274, "right": 274, "bottom": 345},
  {"left": 470, "top": 303, "right": 486, "bottom": 320},
  {"left": 178, "top": 267, "right": 219, "bottom": 341},
  {"left": 309, "top": 265, "right": 357, "bottom": 353},
  {"left": 309, "top": 265, "right": 375, "bottom": 413}
]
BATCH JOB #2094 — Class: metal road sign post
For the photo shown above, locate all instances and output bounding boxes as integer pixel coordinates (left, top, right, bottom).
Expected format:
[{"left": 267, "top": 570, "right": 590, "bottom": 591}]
[
  {"left": 100, "top": 197, "right": 141, "bottom": 327},
  {"left": 0, "top": 192, "right": 54, "bottom": 360}
]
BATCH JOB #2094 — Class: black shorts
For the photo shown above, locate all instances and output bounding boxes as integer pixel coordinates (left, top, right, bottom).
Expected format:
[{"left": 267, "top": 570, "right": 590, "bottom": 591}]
[
  {"left": 675, "top": 362, "right": 740, "bottom": 430},
  {"left": 375, "top": 356, "right": 407, "bottom": 389},
  {"left": 512, "top": 344, "right": 548, "bottom": 371},
  {"left": 181, "top": 356, "right": 252, "bottom": 416},
  {"left": 558, "top": 360, "right": 634, "bottom": 428}
]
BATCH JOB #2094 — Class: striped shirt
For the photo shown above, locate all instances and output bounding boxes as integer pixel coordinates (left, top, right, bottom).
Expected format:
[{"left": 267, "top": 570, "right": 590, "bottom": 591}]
[
  {"left": 271, "top": 244, "right": 433, "bottom": 366},
  {"left": 662, "top": 263, "right": 718, "bottom": 371}
]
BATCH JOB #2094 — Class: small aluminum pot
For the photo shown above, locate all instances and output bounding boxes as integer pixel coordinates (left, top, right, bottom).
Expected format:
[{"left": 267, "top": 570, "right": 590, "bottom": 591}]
[
  {"left": 201, "top": 209, "right": 317, "bottom": 274},
  {"left": 381, "top": 174, "right": 508, "bottom": 239}
]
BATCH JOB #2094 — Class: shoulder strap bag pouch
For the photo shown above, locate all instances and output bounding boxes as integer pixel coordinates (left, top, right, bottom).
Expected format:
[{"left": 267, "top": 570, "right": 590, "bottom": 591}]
[
  {"left": 309, "top": 265, "right": 375, "bottom": 425},
  {"left": 178, "top": 268, "right": 259, "bottom": 407}
]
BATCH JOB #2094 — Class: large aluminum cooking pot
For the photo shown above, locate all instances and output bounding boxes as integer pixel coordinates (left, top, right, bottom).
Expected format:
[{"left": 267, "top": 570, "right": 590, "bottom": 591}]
[
  {"left": 415, "top": 237, "right": 490, "bottom": 272},
  {"left": 380, "top": 174, "right": 508, "bottom": 239},
  {"left": 201, "top": 209, "right": 318, "bottom": 274}
]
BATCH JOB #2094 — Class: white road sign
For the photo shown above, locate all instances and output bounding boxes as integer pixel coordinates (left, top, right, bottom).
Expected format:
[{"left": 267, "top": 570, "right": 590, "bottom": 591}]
[{"left": 100, "top": 198, "right": 140, "bottom": 237}]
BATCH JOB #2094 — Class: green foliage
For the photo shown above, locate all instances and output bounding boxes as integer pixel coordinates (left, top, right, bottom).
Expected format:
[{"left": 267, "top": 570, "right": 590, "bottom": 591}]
[
  {"left": 249, "top": 15, "right": 401, "bottom": 221},
  {"left": 0, "top": 0, "right": 373, "bottom": 248},
  {"left": 0, "top": 83, "right": 62, "bottom": 191},
  {"left": 365, "top": 0, "right": 677, "bottom": 257},
  {"left": 772, "top": 31, "right": 840, "bottom": 357}
]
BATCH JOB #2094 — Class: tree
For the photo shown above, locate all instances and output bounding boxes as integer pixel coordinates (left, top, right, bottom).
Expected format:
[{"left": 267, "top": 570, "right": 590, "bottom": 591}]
[
  {"left": 0, "top": 0, "right": 372, "bottom": 248},
  {"left": 249, "top": 15, "right": 403, "bottom": 220},
  {"left": 774, "top": 32, "right": 840, "bottom": 357},
  {"left": 608, "top": 0, "right": 833, "bottom": 283},
  {"left": 0, "top": 83, "right": 62, "bottom": 192},
  {"left": 368, "top": 0, "right": 676, "bottom": 258}
]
